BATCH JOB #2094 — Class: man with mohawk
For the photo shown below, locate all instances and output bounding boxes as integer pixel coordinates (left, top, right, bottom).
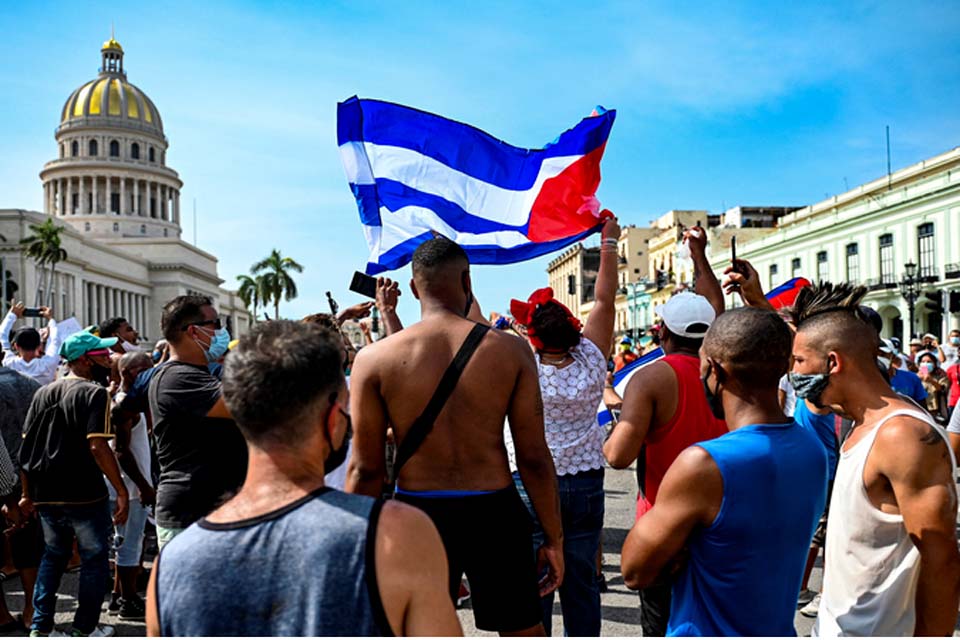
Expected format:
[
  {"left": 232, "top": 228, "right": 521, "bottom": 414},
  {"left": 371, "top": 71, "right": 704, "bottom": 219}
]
[{"left": 788, "top": 283, "right": 960, "bottom": 637}]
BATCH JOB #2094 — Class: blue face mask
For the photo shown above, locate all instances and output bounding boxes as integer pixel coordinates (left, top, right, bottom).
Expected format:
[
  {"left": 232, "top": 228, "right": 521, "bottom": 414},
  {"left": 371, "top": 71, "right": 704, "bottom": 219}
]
[{"left": 196, "top": 327, "right": 230, "bottom": 363}]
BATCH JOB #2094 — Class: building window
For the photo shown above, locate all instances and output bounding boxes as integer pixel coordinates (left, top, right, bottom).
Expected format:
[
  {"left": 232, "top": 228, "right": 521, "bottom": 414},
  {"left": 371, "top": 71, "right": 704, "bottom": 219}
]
[
  {"left": 917, "top": 223, "right": 935, "bottom": 278},
  {"left": 71, "top": 193, "right": 78, "bottom": 214},
  {"left": 71, "top": 141, "right": 79, "bottom": 157},
  {"left": 769, "top": 264, "right": 778, "bottom": 289},
  {"left": 109, "top": 140, "right": 120, "bottom": 157},
  {"left": 149, "top": 147, "right": 155, "bottom": 162},
  {"left": 110, "top": 193, "right": 120, "bottom": 214},
  {"left": 791, "top": 257, "right": 801, "bottom": 278},
  {"left": 879, "top": 234, "right": 894, "bottom": 284},
  {"left": 816, "top": 251, "right": 828, "bottom": 283},
  {"left": 88, "top": 139, "right": 98, "bottom": 156},
  {"left": 112, "top": 222, "right": 119, "bottom": 232},
  {"left": 84, "top": 222, "right": 90, "bottom": 232},
  {"left": 163, "top": 228, "right": 169, "bottom": 237},
  {"left": 846, "top": 243, "right": 860, "bottom": 283},
  {"left": 131, "top": 142, "right": 140, "bottom": 159},
  {"left": 140, "top": 224, "right": 146, "bottom": 234}
]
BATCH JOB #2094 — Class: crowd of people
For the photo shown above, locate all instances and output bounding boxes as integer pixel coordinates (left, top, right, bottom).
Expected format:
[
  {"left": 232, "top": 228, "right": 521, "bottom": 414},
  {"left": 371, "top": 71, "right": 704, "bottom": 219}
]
[{"left": 1, "top": 218, "right": 959, "bottom": 637}]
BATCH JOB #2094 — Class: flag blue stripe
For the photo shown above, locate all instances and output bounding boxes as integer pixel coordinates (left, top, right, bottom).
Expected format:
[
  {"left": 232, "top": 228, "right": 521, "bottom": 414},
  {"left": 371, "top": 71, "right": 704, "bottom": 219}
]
[
  {"left": 338, "top": 97, "right": 615, "bottom": 190},
  {"left": 353, "top": 181, "right": 529, "bottom": 235},
  {"left": 366, "top": 224, "right": 603, "bottom": 275}
]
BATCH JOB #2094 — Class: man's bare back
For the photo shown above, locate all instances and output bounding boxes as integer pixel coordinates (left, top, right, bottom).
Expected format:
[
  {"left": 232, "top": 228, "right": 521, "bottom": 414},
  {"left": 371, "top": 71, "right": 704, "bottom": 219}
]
[{"left": 349, "top": 314, "right": 534, "bottom": 492}]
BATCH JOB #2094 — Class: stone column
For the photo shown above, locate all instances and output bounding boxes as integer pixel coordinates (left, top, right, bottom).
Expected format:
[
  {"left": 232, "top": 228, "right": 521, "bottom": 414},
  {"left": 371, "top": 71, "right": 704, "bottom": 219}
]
[
  {"left": 175, "top": 191, "right": 180, "bottom": 224},
  {"left": 92, "top": 175, "right": 98, "bottom": 215},
  {"left": 133, "top": 179, "right": 140, "bottom": 216},
  {"left": 66, "top": 178, "right": 73, "bottom": 215},
  {"left": 120, "top": 177, "right": 126, "bottom": 216},
  {"left": 96, "top": 285, "right": 104, "bottom": 323},
  {"left": 160, "top": 185, "right": 167, "bottom": 221}
]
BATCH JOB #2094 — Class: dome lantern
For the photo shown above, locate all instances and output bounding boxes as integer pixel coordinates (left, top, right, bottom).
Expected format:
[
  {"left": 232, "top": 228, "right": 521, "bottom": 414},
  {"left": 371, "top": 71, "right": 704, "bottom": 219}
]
[{"left": 100, "top": 30, "right": 125, "bottom": 77}]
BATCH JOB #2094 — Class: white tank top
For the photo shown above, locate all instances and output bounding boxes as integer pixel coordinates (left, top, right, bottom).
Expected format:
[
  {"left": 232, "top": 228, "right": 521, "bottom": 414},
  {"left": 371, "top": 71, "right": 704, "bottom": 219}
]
[{"left": 814, "top": 409, "right": 956, "bottom": 637}]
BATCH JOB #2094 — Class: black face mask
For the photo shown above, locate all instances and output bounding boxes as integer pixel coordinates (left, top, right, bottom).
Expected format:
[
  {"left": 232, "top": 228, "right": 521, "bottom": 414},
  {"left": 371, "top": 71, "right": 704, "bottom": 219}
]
[
  {"left": 702, "top": 364, "right": 725, "bottom": 421},
  {"left": 90, "top": 363, "right": 112, "bottom": 387},
  {"left": 324, "top": 410, "right": 353, "bottom": 475}
]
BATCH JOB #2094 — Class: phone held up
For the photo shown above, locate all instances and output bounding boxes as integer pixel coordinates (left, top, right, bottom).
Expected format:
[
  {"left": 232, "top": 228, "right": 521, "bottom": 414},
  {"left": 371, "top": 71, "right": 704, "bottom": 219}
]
[
  {"left": 22, "top": 307, "right": 44, "bottom": 318},
  {"left": 349, "top": 271, "right": 378, "bottom": 300}
]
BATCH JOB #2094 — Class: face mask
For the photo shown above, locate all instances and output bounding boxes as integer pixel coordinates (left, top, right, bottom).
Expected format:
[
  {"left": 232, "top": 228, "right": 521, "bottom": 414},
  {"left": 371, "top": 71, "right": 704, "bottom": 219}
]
[
  {"left": 877, "top": 356, "right": 892, "bottom": 371},
  {"left": 701, "top": 364, "right": 725, "bottom": 421},
  {"left": 921, "top": 363, "right": 935, "bottom": 374},
  {"left": 152, "top": 350, "right": 162, "bottom": 363},
  {"left": 951, "top": 337, "right": 960, "bottom": 346},
  {"left": 324, "top": 411, "right": 352, "bottom": 475},
  {"left": 90, "top": 363, "right": 112, "bottom": 387},
  {"left": 121, "top": 340, "right": 141, "bottom": 353},
  {"left": 195, "top": 327, "right": 230, "bottom": 363},
  {"left": 789, "top": 368, "right": 832, "bottom": 403}
]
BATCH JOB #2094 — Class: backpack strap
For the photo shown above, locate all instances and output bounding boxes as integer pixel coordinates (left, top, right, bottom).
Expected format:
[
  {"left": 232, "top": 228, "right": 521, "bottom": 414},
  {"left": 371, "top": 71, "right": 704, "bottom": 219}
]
[{"left": 391, "top": 323, "right": 490, "bottom": 483}]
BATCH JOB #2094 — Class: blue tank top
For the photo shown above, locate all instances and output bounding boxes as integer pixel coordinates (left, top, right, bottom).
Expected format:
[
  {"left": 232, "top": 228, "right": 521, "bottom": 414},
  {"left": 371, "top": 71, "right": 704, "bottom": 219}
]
[
  {"left": 667, "top": 422, "right": 827, "bottom": 637},
  {"left": 156, "top": 488, "right": 391, "bottom": 637}
]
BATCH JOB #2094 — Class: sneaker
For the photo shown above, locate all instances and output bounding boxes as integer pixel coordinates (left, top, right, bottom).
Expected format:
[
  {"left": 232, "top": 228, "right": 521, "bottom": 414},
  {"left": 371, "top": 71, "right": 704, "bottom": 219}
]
[
  {"left": 86, "top": 625, "right": 115, "bottom": 637},
  {"left": 29, "top": 631, "right": 49, "bottom": 638},
  {"left": 800, "top": 593, "right": 821, "bottom": 618},
  {"left": 106, "top": 593, "right": 121, "bottom": 614},
  {"left": 796, "top": 588, "right": 817, "bottom": 608},
  {"left": 118, "top": 597, "right": 145, "bottom": 621}
]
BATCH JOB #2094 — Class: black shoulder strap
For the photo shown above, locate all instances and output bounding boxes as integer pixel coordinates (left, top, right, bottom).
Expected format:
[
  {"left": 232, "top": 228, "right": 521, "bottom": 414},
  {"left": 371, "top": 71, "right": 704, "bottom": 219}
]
[{"left": 391, "top": 323, "right": 490, "bottom": 481}]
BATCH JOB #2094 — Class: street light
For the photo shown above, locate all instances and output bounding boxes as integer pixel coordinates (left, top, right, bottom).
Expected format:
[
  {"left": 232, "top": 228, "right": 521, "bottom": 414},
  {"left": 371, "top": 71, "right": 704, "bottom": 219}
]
[{"left": 899, "top": 261, "right": 921, "bottom": 339}]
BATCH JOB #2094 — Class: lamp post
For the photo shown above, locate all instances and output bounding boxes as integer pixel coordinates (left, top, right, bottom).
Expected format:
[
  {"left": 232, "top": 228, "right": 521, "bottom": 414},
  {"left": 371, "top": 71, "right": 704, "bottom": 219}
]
[{"left": 899, "top": 261, "right": 921, "bottom": 340}]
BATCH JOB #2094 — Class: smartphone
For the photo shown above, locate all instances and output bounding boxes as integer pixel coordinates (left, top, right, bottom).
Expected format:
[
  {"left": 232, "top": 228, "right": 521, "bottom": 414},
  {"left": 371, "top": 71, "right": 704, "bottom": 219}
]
[
  {"left": 349, "top": 271, "right": 378, "bottom": 299},
  {"left": 731, "top": 236, "right": 737, "bottom": 264},
  {"left": 22, "top": 307, "right": 43, "bottom": 318}
]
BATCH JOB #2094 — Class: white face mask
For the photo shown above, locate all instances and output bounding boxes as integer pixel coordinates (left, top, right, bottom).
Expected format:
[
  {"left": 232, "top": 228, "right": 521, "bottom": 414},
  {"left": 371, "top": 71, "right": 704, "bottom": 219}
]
[{"left": 121, "top": 340, "right": 141, "bottom": 353}]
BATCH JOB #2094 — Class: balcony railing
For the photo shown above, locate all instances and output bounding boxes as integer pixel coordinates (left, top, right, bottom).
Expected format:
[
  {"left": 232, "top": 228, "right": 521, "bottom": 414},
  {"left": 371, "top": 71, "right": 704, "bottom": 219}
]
[{"left": 946, "top": 263, "right": 960, "bottom": 279}]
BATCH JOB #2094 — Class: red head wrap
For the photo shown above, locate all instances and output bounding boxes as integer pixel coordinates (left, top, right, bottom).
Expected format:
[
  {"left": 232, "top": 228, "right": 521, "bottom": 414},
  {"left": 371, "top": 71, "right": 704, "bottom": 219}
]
[{"left": 509, "top": 287, "right": 583, "bottom": 351}]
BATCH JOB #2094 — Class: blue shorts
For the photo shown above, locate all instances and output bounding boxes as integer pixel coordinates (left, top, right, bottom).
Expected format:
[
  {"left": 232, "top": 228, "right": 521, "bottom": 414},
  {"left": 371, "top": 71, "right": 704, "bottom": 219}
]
[{"left": 110, "top": 498, "right": 149, "bottom": 567}]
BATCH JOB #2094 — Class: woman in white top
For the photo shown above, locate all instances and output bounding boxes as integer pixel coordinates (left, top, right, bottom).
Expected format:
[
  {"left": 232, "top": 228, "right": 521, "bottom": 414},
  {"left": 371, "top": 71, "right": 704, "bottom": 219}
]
[{"left": 508, "top": 216, "right": 620, "bottom": 636}]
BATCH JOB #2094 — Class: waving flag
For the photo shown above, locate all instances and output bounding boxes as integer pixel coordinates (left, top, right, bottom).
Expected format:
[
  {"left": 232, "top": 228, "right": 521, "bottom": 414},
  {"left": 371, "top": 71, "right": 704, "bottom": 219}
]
[
  {"left": 337, "top": 97, "right": 616, "bottom": 274},
  {"left": 597, "top": 278, "right": 812, "bottom": 428}
]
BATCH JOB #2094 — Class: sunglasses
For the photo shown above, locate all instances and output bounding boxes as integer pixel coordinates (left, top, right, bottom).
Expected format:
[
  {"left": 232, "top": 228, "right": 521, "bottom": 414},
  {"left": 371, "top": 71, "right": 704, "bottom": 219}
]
[{"left": 182, "top": 319, "right": 222, "bottom": 331}]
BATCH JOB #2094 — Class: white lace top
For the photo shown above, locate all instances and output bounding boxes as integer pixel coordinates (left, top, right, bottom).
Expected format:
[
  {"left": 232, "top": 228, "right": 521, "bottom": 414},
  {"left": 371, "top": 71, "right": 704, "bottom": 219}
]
[{"left": 505, "top": 336, "right": 608, "bottom": 476}]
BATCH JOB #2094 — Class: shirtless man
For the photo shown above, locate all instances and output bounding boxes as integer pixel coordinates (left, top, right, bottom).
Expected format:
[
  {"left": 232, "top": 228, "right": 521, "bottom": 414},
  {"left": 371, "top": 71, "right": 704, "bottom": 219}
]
[
  {"left": 788, "top": 283, "right": 960, "bottom": 637},
  {"left": 347, "top": 238, "right": 563, "bottom": 636}
]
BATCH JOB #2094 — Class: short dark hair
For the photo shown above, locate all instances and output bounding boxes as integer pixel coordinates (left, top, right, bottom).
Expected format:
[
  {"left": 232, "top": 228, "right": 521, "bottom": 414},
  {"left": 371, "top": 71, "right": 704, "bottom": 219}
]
[
  {"left": 161, "top": 295, "right": 213, "bottom": 342},
  {"left": 223, "top": 320, "right": 344, "bottom": 446},
  {"left": 99, "top": 317, "right": 127, "bottom": 338},
  {"left": 13, "top": 327, "right": 40, "bottom": 351},
  {"left": 301, "top": 312, "right": 339, "bottom": 332},
  {"left": 529, "top": 302, "right": 581, "bottom": 351},
  {"left": 662, "top": 326, "right": 703, "bottom": 352},
  {"left": 704, "top": 307, "right": 793, "bottom": 388},
  {"left": 411, "top": 237, "right": 468, "bottom": 276},
  {"left": 791, "top": 283, "right": 877, "bottom": 366}
]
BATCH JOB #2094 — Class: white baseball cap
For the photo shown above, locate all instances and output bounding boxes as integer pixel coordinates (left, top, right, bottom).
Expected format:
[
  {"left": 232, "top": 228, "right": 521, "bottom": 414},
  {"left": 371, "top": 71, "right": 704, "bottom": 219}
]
[{"left": 658, "top": 292, "right": 716, "bottom": 339}]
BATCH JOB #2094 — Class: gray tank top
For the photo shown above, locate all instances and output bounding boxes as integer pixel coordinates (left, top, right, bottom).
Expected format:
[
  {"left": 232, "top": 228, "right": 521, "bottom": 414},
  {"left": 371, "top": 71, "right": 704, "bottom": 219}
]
[{"left": 156, "top": 487, "right": 391, "bottom": 636}]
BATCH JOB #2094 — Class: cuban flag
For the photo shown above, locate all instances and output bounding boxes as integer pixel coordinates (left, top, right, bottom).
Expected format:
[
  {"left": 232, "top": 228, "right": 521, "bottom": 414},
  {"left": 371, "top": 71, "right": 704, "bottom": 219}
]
[
  {"left": 597, "top": 278, "right": 811, "bottom": 427},
  {"left": 337, "top": 97, "right": 616, "bottom": 274}
]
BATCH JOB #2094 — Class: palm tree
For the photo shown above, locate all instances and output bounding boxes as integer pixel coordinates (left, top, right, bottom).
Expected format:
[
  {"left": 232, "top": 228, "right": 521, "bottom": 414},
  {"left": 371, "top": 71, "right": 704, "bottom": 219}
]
[
  {"left": 20, "top": 219, "right": 68, "bottom": 307},
  {"left": 236, "top": 274, "right": 269, "bottom": 322},
  {"left": 251, "top": 249, "right": 303, "bottom": 320}
]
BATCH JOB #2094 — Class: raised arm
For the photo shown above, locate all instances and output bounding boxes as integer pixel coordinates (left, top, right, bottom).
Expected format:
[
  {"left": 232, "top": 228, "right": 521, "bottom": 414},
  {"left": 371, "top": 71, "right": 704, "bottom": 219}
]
[
  {"left": 722, "top": 258, "right": 774, "bottom": 311},
  {"left": 41, "top": 307, "right": 59, "bottom": 358},
  {"left": 345, "top": 347, "right": 388, "bottom": 497},
  {"left": 582, "top": 216, "right": 620, "bottom": 350},
  {"left": 507, "top": 341, "right": 564, "bottom": 595},
  {"left": 621, "top": 446, "right": 722, "bottom": 589},
  {"left": 875, "top": 417, "right": 960, "bottom": 635},
  {"left": 0, "top": 303, "right": 20, "bottom": 356},
  {"left": 687, "top": 226, "right": 724, "bottom": 317},
  {"left": 375, "top": 277, "right": 404, "bottom": 336}
]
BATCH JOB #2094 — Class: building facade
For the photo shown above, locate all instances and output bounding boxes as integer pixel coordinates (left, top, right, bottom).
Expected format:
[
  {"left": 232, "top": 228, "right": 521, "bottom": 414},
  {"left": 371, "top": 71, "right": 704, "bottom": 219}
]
[
  {"left": 0, "top": 38, "right": 250, "bottom": 341},
  {"left": 709, "top": 147, "right": 960, "bottom": 340}
]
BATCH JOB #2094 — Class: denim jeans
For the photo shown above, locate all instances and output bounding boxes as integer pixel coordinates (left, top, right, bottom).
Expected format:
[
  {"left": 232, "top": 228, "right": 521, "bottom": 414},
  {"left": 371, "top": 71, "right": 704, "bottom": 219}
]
[
  {"left": 514, "top": 468, "right": 605, "bottom": 636},
  {"left": 33, "top": 500, "right": 112, "bottom": 635},
  {"left": 110, "top": 498, "right": 148, "bottom": 567}
]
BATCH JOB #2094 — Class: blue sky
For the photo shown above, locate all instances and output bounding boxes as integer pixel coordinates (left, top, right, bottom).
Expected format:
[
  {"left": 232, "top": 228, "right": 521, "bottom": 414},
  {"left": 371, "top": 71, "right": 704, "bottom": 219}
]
[{"left": 2, "top": 1, "right": 958, "bottom": 326}]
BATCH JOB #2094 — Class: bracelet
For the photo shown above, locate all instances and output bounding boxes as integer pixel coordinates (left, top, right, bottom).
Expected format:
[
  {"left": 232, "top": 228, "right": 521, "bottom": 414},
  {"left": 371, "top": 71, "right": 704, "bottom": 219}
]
[{"left": 601, "top": 238, "right": 618, "bottom": 246}]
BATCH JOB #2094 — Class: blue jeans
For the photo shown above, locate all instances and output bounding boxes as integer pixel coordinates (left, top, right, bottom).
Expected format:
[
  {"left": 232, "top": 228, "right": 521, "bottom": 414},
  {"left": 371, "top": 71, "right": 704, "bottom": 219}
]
[
  {"left": 33, "top": 501, "right": 112, "bottom": 635},
  {"left": 514, "top": 469, "right": 605, "bottom": 636}
]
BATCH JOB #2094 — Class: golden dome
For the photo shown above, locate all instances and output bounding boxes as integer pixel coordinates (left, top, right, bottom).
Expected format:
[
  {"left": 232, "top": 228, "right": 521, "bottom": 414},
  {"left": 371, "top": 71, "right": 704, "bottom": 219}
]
[
  {"left": 101, "top": 38, "right": 123, "bottom": 53},
  {"left": 59, "top": 41, "right": 163, "bottom": 135}
]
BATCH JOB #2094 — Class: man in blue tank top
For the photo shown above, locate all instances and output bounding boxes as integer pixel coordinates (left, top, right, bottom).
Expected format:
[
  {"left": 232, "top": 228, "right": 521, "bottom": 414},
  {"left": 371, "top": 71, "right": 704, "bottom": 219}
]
[
  {"left": 146, "top": 321, "right": 461, "bottom": 637},
  {"left": 620, "top": 307, "right": 827, "bottom": 636}
]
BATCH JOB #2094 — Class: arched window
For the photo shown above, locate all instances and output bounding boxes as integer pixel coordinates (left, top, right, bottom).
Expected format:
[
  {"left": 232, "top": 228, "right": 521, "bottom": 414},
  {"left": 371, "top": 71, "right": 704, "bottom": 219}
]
[
  {"left": 112, "top": 222, "right": 119, "bottom": 232},
  {"left": 71, "top": 141, "right": 79, "bottom": 157},
  {"left": 140, "top": 224, "right": 146, "bottom": 234},
  {"left": 109, "top": 140, "right": 120, "bottom": 157},
  {"left": 163, "top": 228, "right": 168, "bottom": 237},
  {"left": 88, "top": 139, "right": 98, "bottom": 156},
  {"left": 131, "top": 142, "right": 140, "bottom": 159},
  {"left": 148, "top": 147, "right": 155, "bottom": 162},
  {"left": 84, "top": 222, "right": 91, "bottom": 232}
]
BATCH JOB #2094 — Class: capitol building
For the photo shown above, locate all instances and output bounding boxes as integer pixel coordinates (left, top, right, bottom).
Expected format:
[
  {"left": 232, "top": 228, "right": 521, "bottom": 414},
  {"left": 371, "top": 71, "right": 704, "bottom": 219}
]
[{"left": 0, "top": 37, "right": 250, "bottom": 341}]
